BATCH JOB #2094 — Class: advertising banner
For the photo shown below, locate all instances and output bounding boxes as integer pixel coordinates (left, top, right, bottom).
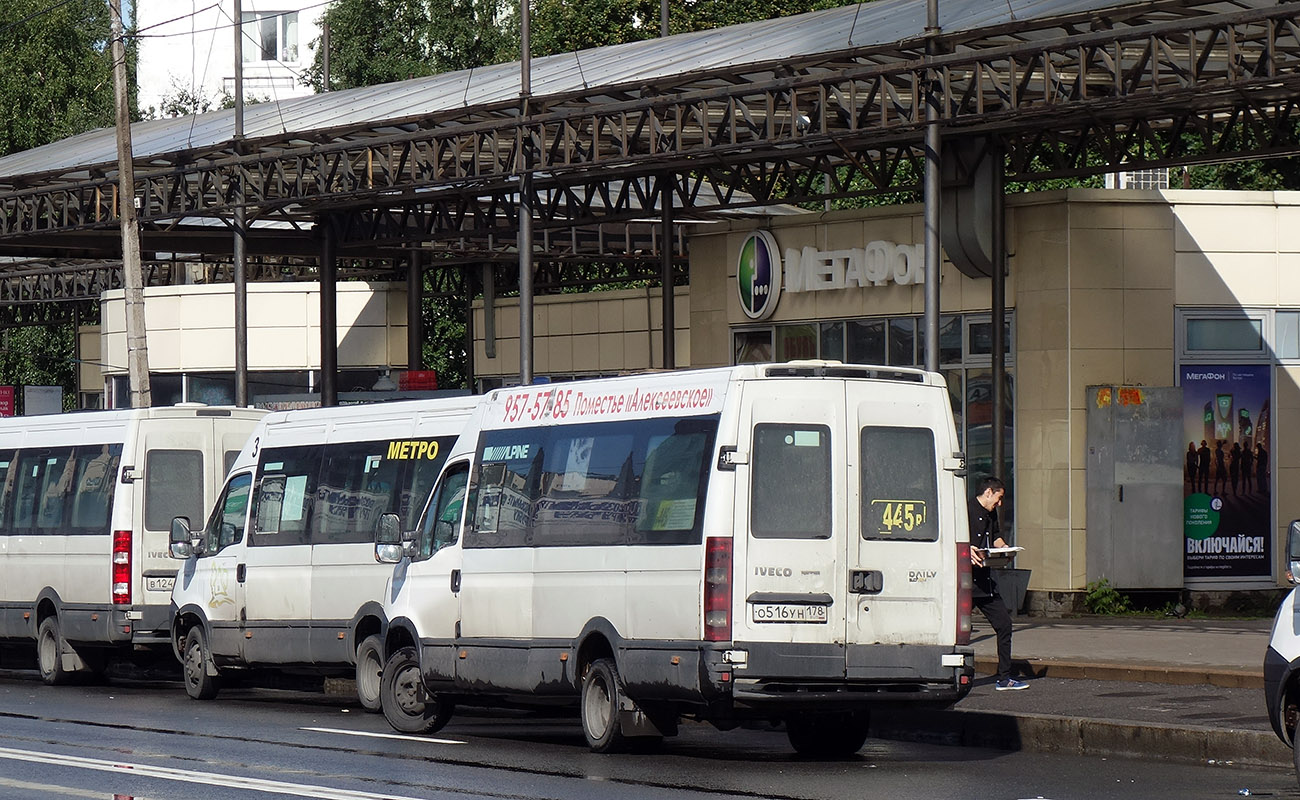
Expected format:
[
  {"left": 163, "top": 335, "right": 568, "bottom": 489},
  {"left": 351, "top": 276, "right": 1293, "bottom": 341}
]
[
  {"left": 0, "top": 386, "right": 13, "bottom": 416},
  {"left": 1181, "top": 365, "right": 1271, "bottom": 580}
]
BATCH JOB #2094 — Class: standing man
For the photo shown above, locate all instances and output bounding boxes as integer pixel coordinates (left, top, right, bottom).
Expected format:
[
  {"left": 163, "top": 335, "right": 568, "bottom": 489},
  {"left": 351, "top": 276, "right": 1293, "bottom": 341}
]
[
  {"left": 1197, "top": 439, "right": 1211, "bottom": 494},
  {"left": 969, "top": 476, "right": 1027, "bottom": 691}
]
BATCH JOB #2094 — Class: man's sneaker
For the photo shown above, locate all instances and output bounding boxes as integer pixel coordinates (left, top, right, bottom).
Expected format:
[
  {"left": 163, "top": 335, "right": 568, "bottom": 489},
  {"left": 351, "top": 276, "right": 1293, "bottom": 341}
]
[{"left": 995, "top": 678, "right": 1029, "bottom": 691}]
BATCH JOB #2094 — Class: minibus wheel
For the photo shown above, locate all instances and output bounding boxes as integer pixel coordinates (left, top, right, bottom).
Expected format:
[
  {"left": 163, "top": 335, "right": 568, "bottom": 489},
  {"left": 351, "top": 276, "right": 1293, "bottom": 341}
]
[
  {"left": 1293, "top": 713, "right": 1300, "bottom": 786},
  {"left": 786, "top": 712, "right": 870, "bottom": 757},
  {"left": 36, "top": 617, "right": 73, "bottom": 686},
  {"left": 182, "top": 627, "right": 221, "bottom": 700},
  {"left": 380, "top": 647, "right": 451, "bottom": 734},
  {"left": 581, "top": 657, "right": 628, "bottom": 753},
  {"left": 355, "top": 635, "right": 384, "bottom": 712}
]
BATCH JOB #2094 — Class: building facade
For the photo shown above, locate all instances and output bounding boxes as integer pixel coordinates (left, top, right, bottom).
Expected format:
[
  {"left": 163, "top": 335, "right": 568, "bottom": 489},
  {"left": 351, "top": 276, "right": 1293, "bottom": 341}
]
[
  {"left": 89, "top": 282, "right": 410, "bottom": 408},
  {"left": 474, "top": 189, "right": 1300, "bottom": 598},
  {"left": 136, "top": 1, "right": 328, "bottom": 116}
]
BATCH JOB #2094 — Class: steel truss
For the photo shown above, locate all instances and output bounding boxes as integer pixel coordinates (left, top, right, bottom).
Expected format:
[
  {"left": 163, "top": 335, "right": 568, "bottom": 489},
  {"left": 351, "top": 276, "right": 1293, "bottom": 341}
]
[{"left": 1, "top": 2, "right": 1300, "bottom": 305}]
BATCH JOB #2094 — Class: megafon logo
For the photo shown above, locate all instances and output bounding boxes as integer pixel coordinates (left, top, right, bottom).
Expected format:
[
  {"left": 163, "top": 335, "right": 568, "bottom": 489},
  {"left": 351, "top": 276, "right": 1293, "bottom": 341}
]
[{"left": 736, "top": 230, "right": 782, "bottom": 320}]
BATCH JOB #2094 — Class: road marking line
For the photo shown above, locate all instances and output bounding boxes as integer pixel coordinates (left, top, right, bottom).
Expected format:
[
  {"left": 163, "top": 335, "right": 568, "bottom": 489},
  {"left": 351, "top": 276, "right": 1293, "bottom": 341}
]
[
  {"left": 0, "top": 746, "right": 429, "bottom": 800},
  {"left": 301, "top": 726, "right": 465, "bottom": 745},
  {"left": 0, "top": 776, "right": 109, "bottom": 798}
]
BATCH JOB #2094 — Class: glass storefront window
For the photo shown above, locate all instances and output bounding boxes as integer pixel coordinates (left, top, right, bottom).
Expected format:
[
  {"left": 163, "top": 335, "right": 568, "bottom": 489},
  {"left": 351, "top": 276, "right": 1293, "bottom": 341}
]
[
  {"left": 888, "top": 318, "right": 916, "bottom": 366},
  {"left": 776, "top": 324, "right": 818, "bottom": 361},
  {"left": 968, "top": 318, "right": 1014, "bottom": 357},
  {"left": 939, "top": 315, "right": 963, "bottom": 364},
  {"left": 1186, "top": 318, "right": 1263, "bottom": 352},
  {"left": 1278, "top": 312, "right": 1300, "bottom": 359},
  {"left": 846, "top": 319, "right": 886, "bottom": 364},
  {"left": 820, "top": 321, "right": 845, "bottom": 362},
  {"left": 734, "top": 330, "right": 773, "bottom": 363},
  {"left": 190, "top": 374, "right": 235, "bottom": 406},
  {"left": 942, "top": 369, "right": 964, "bottom": 448}
]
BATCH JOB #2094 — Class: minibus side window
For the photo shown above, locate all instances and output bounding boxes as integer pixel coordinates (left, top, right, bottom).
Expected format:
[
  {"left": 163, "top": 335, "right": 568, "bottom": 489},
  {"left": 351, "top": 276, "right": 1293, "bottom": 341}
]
[
  {"left": 418, "top": 462, "right": 470, "bottom": 559},
  {"left": 751, "top": 424, "right": 831, "bottom": 540},
  {"left": 71, "top": 444, "right": 123, "bottom": 531},
  {"left": 403, "top": 437, "right": 456, "bottom": 530},
  {"left": 11, "top": 448, "right": 77, "bottom": 533},
  {"left": 470, "top": 441, "right": 536, "bottom": 548},
  {"left": 535, "top": 431, "right": 635, "bottom": 546},
  {"left": 204, "top": 472, "right": 253, "bottom": 553},
  {"left": 860, "top": 427, "right": 939, "bottom": 542},
  {"left": 633, "top": 420, "right": 715, "bottom": 544},
  {"left": 144, "top": 449, "right": 201, "bottom": 532},
  {"left": 314, "top": 440, "right": 403, "bottom": 545},
  {"left": 251, "top": 446, "right": 319, "bottom": 546},
  {"left": 0, "top": 449, "right": 15, "bottom": 530}
]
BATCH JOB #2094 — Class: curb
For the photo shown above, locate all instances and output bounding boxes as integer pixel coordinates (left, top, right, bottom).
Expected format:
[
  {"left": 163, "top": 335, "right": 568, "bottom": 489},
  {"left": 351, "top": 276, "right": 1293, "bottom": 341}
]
[
  {"left": 871, "top": 707, "right": 1290, "bottom": 769},
  {"left": 974, "top": 656, "right": 1264, "bottom": 689}
]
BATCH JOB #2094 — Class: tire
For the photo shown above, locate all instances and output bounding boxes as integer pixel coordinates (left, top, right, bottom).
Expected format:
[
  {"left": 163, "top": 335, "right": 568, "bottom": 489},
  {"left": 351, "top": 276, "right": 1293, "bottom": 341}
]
[
  {"left": 786, "top": 712, "right": 871, "bottom": 758},
  {"left": 182, "top": 627, "right": 221, "bottom": 701},
  {"left": 1292, "top": 712, "right": 1300, "bottom": 786},
  {"left": 380, "top": 646, "right": 451, "bottom": 734},
  {"left": 36, "top": 617, "right": 73, "bottom": 686},
  {"left": 355, "top": 635, "right": 384, "bottom": 712},
  {"left": 581, "top": 657, "right": 628, "bottom": 753}
]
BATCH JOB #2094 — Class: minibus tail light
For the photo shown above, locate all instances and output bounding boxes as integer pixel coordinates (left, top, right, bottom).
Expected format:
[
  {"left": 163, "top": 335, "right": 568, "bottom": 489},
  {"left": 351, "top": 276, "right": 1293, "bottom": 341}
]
[
  {"left": 704, "top": 537, "right": 732, "bottom": 642},
  {"left": 112, "top": 530, "right": 132, "bottom": 606},
  {"left": 956, "top": 542, "right": 972, "bottom": 645}
]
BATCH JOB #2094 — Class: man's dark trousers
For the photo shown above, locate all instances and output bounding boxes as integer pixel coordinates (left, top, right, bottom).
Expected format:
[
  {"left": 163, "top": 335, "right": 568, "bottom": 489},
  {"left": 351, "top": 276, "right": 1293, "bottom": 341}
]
[{"left": 975, "top": 591, "right": 1014, "bottom": 680}]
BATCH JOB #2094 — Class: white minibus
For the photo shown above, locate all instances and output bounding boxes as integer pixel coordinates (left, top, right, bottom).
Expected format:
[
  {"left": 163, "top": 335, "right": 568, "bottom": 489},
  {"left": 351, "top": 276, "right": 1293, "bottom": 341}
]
[
  {"left": 169, "top": 397, "right": 476, "bottom": 708},
  {"left": 376, "top": 362, "right": 974, "bottom": 754},
  {"left": 0, "top": 405, "right": 264, "bottom": 684}
]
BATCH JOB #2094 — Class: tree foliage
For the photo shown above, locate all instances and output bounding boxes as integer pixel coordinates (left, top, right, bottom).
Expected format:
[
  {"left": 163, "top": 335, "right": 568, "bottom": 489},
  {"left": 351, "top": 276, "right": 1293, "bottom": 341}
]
[
  {"left": 0, "top": 0, "right": 114, "bottom": 408},
  {"left": 304, "top": 0, "right": 517, "bottom": 91},
  {"left": 0, "top": 0, "right": 114, "bottom": 155}
]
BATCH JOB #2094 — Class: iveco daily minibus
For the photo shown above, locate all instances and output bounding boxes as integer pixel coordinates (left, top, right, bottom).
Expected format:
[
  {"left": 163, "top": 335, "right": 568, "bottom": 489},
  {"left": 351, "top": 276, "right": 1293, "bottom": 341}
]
[{"left": 374, "top": 363, "right": 974, "bottom": 754}]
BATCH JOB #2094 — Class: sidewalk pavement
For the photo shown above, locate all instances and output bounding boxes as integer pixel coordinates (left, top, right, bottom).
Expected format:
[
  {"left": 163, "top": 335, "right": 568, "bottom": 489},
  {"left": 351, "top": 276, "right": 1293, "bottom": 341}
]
[{"left": 871, "top": 616, "right": 1291, "bottom": 769}]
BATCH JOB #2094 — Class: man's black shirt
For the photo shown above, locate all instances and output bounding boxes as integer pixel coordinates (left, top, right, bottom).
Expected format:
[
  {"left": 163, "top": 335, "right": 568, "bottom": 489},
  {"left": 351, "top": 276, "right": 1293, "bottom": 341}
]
[{"left": 969, "top": 495, "right": 999, "bottom": 598}]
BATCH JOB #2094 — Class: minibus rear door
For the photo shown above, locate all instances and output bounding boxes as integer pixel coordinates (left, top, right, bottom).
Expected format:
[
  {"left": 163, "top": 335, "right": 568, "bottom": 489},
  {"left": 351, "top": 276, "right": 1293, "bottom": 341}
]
[
  {"left": 844, "top": 381, "right": 952, "bottom": 676},
  {"left": 733, "top": 378, "right": 849, "bottom": 668}
]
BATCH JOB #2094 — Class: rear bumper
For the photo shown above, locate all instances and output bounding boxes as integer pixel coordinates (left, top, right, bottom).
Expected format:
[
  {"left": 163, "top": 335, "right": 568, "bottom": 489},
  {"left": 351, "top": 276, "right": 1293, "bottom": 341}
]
[{"left": 727, "top": 641, "right": 974, "bottom": 712}]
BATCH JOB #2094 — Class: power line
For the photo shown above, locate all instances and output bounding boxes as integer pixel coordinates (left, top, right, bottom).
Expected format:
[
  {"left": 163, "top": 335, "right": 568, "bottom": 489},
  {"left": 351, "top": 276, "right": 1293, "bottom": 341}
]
[
  {"left": 132, "top": 0, "right": 335, "bottom": 40},
  {"left": 0, "top": 0, "right": 83, "bottom": 38}
]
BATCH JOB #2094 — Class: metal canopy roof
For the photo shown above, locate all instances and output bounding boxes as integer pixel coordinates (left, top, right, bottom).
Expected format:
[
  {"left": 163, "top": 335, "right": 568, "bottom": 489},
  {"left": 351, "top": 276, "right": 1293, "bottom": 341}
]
[
  {"left": 0, "top": 0, "right": 1139, "bottom": 183},
  {"left": 0, "top": 0, "right": 1299, "bottom": 323}
]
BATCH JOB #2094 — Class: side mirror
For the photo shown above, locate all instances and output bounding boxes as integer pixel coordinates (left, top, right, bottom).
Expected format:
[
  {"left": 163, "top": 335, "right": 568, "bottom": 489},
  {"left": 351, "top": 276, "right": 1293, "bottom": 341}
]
[
  {"left": 375, "top": 513, "right": 405, "bottom": 564},
  {"left": 1288, "top": 520, "right": 1300, "bottom": 585},
  {"left": 170, "top": 517, "right": 193, "bottom": 559}
]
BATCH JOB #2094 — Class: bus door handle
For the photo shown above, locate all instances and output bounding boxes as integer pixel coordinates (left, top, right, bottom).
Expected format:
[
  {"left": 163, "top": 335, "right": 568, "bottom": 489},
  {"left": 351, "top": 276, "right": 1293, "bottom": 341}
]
[
  {"left": 450, "top": 569, "right": 461, "bottom": 593},
  {"left": 237, "top": 564, "right": 246, "bottom": 583}
]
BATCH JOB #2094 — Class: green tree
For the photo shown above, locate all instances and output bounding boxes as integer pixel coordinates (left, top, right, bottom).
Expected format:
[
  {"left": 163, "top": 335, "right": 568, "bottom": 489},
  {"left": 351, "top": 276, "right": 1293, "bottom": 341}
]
[
  {"left": 529, "top": 0, "right": 850, "bottom": 55},
  {"left": 0, "top": 0, "right": 114, "bottom": 154},
  {"left": 0, "top": 0, "right": 115, "bottom": 408},
  {"left": 304, "top": 0, "right": 516, "bottom": 92}
]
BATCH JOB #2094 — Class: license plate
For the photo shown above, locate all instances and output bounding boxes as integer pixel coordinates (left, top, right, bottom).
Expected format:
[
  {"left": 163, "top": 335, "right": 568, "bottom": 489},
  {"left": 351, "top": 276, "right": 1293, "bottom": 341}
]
[
  {"left": 751, "top": 603, "right": 828, "bottom": 623},
  {"left": 146, "top": 577, "right": 175, "bottom": 592}
]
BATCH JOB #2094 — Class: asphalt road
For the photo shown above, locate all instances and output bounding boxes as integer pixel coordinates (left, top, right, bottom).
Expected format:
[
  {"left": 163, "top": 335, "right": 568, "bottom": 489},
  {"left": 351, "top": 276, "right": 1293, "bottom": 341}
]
[{"left": 0, "top": 670, "right": 1294, "bottom": 800}]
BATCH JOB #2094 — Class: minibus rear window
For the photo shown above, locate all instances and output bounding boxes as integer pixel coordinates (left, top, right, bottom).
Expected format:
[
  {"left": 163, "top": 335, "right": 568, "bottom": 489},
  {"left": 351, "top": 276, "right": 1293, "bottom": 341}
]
[
  {"left": 750, "top": 424, "right": 831, "bottom": 540},
  {"left": 145, "top": 449, "right": 202, "bottom": 531},
  {"left": 860, "top": 427, "right": 939, "bottom": 542}
]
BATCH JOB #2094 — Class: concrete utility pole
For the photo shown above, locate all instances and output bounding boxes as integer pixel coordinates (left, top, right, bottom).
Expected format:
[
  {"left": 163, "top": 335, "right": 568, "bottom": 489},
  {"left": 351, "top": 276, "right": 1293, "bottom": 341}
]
[
  {"left": 109, "top": 0, "right": 151, "bottom": 408},
  {"left": 233, "top": 0, "right": 249, "bottom": 406}
]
